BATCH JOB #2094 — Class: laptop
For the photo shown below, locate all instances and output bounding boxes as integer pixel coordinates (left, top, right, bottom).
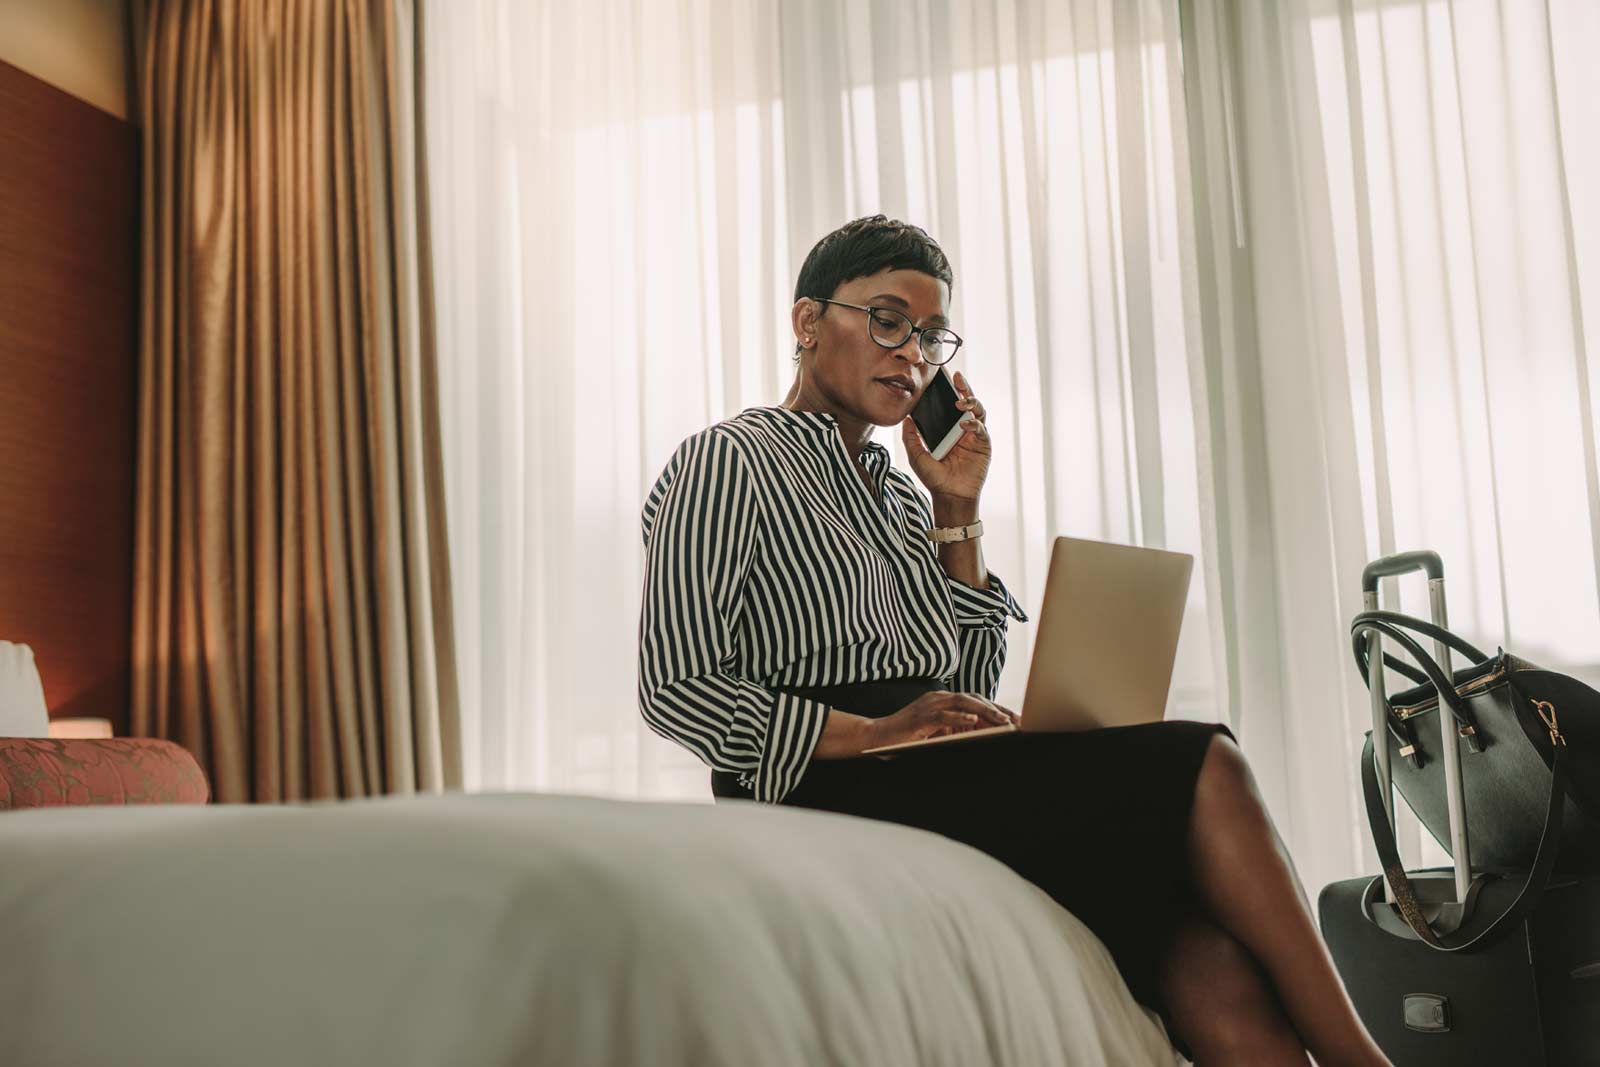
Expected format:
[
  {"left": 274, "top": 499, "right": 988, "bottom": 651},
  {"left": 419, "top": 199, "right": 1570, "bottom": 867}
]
[{"left": 860, "top": 536, "right": 1194, "bottom": 756}]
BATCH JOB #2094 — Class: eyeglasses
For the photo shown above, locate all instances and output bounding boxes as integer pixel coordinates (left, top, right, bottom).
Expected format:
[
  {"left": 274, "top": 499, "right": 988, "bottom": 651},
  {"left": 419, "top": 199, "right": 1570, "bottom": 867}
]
[{"left": 814, "top": 299, "right": 964, "bottom": 365}]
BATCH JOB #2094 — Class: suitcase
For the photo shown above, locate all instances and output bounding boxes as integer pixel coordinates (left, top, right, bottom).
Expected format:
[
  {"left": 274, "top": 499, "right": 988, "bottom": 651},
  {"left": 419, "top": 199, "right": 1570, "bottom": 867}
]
[
  {"left": 1319, "top": 863, "right": 1600, "bottom": 1063},
  {"left": 1317, "top": 552, "right": 1600, "bottom": 1065}
]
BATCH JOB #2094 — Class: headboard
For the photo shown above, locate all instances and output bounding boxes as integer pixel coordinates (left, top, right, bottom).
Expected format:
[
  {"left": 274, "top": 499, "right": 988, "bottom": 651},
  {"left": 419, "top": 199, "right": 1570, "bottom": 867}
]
[{"left": 0, "top": 59, "right": 139, "bottom": 734}]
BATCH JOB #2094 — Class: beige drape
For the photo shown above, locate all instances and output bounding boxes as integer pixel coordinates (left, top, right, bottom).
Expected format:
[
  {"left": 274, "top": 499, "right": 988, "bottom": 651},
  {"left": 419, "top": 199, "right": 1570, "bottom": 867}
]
[{"left": 129, "top": 0, "right": 461, "bottom": 802}]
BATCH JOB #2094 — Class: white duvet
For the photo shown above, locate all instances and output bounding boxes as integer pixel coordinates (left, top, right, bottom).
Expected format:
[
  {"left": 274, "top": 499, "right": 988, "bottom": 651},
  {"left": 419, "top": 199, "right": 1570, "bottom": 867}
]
[{"left": 0, "top": 792, "right": 1179, "bottom": 1066}]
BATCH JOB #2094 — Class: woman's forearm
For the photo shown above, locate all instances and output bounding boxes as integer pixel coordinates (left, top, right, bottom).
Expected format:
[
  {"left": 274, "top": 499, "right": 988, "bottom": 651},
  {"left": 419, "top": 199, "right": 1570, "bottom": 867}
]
[{"left": 812, "top": 708, "right": 877, "bottom": 759}]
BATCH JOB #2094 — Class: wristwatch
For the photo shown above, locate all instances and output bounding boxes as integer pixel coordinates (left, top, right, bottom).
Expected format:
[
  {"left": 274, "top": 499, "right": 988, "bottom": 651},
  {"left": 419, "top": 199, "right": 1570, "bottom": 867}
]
[{"left": 923, "top": 520, "right": 983, "bottom": 544}]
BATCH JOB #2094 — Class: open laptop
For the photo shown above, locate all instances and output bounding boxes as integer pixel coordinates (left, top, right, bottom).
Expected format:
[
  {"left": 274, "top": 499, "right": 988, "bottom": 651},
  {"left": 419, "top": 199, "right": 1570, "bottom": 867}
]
[{"left": 860, "top": 536, "right": 1194, "bottom": 756}]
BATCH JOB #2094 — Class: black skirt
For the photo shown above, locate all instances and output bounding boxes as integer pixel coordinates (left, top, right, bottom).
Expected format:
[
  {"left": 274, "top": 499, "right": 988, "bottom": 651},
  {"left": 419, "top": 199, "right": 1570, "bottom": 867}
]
[{"left": 711, "top": 676, "right": 1234, "bottom": 1022}]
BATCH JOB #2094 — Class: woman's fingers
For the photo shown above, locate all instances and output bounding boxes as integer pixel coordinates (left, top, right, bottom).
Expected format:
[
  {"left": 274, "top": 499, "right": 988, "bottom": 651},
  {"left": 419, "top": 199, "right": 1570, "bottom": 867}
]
[
  {"left": 950, "top": 694, "right": 1010, "bottom": 726},
  {"left": 918, "top": 692, "right": 1011, "bottom": 731},
  {"left": 937, "top": 710, "right": 982, "bottom": 732},
  {"left": 980, "top": 699, "right": 1015, "bottom": 726},
  {"left": 954, "top": 371, "right": 986, "bottom": 421}
]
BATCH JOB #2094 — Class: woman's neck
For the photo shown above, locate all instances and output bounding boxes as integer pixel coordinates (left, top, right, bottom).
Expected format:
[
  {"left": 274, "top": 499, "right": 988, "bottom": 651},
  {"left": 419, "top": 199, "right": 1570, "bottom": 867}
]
[{"left": 781, "top": 379, "right": 875, "bottom": 462}]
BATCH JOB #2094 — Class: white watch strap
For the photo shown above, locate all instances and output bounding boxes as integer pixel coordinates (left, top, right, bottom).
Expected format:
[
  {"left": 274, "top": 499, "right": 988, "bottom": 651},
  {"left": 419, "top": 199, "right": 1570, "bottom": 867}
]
[{"left": 924, "top": 520, "right": 983, "bottom": 543}]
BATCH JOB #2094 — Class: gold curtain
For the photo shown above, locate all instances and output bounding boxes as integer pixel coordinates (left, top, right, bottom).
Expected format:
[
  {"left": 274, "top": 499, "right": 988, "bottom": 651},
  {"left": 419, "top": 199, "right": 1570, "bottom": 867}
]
[{"left": 129, "top": 0, "right": 462, "bottom": 802}]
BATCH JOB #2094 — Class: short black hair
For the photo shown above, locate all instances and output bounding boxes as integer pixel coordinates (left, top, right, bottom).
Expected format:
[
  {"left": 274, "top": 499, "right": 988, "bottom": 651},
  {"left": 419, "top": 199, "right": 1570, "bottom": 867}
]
[{"left": 791, "top": 215, "right": 954, "bottom": 360}]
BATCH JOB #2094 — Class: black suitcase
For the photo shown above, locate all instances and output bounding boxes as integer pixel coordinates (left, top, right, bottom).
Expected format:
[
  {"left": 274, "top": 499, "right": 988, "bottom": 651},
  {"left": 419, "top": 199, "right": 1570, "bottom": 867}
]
[
  {"left": 1318, "top": 552, "right": 1600, "bottom": 1065},
  {"left": 1319, "top": 847, "right": 1600, "bottom": 1063}
]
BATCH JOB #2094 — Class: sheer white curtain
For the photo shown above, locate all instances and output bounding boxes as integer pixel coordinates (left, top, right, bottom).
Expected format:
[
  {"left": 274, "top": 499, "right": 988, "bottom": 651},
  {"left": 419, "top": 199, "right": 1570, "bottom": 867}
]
[
  {"left": 422, "top": 0, "right": 1600, "bottom": 893},
  {"left": 422, "top": 0, "right": 1217, "bottom": 800},
  {"left": 1179, "top": 0, "right": 1600, "bottom": 891}
]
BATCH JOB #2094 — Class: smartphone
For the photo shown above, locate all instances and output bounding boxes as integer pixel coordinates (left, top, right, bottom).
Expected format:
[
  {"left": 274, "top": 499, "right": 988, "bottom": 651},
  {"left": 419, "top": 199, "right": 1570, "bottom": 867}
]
[{"left": 910, "top": 367, "right": 967, "bottom": 461}]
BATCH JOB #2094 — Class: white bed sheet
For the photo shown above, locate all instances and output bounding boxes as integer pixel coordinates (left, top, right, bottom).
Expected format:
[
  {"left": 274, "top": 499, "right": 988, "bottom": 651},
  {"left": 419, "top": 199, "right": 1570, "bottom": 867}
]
[{"left": 0, "top": 792, "right": 1180, "bottom": 1066}]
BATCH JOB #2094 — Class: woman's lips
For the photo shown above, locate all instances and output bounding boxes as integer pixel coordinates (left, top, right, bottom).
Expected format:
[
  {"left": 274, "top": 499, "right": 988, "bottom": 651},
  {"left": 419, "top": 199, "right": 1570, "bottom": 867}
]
[{"left": 876, "top": 378, "right": 914, "bottom": 398}]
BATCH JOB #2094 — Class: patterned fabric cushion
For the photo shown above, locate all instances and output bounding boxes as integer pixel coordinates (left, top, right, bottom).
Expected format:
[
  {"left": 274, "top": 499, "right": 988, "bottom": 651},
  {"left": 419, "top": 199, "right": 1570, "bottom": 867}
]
[{"left": 0, "top": 739, "right": 210, "bottom": 809}]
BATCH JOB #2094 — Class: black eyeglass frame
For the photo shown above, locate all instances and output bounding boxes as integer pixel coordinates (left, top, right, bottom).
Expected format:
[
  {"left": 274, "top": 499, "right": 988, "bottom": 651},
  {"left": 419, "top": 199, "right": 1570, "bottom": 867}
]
[{"left": 812, "top": 298, "right": 964, "bottom": 365}]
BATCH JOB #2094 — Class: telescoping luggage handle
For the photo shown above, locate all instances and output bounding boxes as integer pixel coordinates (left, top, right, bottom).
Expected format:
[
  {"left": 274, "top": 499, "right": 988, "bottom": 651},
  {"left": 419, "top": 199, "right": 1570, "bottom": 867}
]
[{"left": 1358, "top": 551, "right": 1472, "bottom": 904}]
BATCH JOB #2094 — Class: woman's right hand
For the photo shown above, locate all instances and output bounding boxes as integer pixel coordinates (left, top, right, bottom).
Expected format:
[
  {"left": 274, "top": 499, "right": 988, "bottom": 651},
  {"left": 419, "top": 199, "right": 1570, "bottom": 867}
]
[{"left": 864, "top": 691, "right": 1016, "bottom": 751}]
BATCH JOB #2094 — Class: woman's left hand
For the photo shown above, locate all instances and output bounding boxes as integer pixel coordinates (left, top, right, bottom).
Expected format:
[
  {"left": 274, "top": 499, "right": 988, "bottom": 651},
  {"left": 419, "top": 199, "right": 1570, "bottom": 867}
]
[{"left": 900, "top": 369, "right": 990, "bottom": 502}]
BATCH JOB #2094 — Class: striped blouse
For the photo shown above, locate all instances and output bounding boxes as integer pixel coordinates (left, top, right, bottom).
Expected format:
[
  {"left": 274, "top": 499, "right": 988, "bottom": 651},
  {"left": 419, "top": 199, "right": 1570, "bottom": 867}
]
[{"left": 637, "top": 405, "right": 1029, "bottom": 804}]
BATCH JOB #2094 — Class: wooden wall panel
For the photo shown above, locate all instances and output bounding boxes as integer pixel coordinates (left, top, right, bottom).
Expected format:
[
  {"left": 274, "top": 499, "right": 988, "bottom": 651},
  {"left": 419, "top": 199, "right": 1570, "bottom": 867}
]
[{"left": 0, "top": 58, "right": 139, "bottom": 734}]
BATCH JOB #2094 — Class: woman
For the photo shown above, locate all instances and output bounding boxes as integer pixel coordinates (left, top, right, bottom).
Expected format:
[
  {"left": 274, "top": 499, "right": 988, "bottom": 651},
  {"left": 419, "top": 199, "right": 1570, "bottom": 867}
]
[{"left": 638, "top": 215, "right": 1389, "bottom": 1066}]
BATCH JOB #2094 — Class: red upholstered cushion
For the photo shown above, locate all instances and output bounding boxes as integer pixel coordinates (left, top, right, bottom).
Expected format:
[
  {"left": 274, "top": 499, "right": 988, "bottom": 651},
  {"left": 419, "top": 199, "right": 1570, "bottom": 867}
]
[{"left": 0, "top": 738, "right": 210, "bottom": 809}]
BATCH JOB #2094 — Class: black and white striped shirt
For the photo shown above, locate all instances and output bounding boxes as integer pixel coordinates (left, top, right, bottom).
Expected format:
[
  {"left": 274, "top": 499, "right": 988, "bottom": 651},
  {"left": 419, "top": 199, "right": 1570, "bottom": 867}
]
[{"left": 637, "top": 405, "right": 1028, "bottom": 804}]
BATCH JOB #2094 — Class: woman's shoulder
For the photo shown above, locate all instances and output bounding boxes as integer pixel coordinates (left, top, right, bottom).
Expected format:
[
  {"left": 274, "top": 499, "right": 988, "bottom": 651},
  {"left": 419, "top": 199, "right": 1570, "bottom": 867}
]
[
  {"left": 653, "top": 412, "right": 776, "bottom": 476},
  {"left": 641, "top": 405, "right": 842, "bottom": 515},
  {"left": 655, "top": 408, "right": 804, "bottom": 477},
  {"left": 639, "top": 416, "right": 776, "bottom": 546},
  {"left": 718, "top": 405, "right": 817, "bottom": 446}
]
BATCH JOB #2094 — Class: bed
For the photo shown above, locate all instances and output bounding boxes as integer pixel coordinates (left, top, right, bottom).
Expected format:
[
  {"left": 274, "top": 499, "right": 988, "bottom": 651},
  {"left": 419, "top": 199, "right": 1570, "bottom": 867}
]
[{"left": 0, "top": 791, "right": 1182, "bottom": 1066}]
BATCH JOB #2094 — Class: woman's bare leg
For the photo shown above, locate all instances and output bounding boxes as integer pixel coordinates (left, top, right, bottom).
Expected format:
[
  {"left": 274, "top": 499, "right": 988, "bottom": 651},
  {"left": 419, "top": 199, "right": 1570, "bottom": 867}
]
[
  {"left": 1186, "top": 735, "right": 1391, "bottom": 1067},
  {"left": 1159, "top": 916, "right": 1308, "bottom": 1065}
]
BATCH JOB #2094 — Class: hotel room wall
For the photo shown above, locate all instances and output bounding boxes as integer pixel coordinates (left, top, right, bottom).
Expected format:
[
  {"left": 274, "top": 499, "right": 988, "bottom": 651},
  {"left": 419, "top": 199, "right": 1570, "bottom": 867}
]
[
  {"left": 0, "top": 0, "right": 130, "bottom": 120},
  {"left": 0, "top": 57, "right": 139, "bottom": 733}
]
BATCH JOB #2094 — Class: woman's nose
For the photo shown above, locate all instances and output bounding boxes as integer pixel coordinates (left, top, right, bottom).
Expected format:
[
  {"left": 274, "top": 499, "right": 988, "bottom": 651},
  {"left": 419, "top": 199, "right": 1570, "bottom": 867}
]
[{"left": 890, "top": 336, "right": 925, "bottom": 366}]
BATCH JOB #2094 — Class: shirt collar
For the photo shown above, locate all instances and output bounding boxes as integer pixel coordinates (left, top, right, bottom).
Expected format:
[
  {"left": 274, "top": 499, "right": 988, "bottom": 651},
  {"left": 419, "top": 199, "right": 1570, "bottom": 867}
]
[
  {"left": 748, "top": 405, "right": 888, "bottom": 459},
  {"left": 749, "top": 404, "right": 837, "bottom": 436}
]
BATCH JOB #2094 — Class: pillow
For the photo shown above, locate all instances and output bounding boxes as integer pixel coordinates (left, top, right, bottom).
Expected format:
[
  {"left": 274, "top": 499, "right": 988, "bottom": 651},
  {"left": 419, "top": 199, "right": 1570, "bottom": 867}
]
[{"left": 0, "top": 642, "right": 50, "bottom": 738}]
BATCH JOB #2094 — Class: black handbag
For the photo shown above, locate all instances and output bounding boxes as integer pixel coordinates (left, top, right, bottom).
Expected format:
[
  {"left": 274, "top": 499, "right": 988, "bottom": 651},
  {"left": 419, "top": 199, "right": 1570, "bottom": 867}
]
[{"left": 1351, "top": 599, "right": 1600, "bottom": 951}]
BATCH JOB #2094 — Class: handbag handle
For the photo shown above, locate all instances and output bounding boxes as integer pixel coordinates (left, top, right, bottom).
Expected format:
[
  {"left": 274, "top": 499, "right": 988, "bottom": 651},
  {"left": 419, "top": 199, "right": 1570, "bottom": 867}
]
[
  {"left": 1350, "top": 609, "right": 1491, "bottom": 692},
  {"left": 1368, "top": 651, "right": 1429, "bottom": 688},
  {"left": 1361, "top": 720, "right": 1567, "bottom": 952},
  {"left": 1349, "top": 613, "right": 1487, "bottom": 734}
]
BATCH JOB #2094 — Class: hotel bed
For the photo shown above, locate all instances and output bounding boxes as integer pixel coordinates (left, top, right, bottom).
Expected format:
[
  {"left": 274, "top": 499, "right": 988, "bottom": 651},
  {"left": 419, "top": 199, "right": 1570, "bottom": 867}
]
[{"left": 0, "top": 791, "right": 1182, "bottom": 1066}]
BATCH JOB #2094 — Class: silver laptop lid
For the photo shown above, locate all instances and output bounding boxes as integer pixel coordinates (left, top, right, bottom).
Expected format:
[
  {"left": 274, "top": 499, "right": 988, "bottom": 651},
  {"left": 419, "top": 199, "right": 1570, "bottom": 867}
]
[{"left": 1019, "top": 536, "right": 1193, "bottom": 729}]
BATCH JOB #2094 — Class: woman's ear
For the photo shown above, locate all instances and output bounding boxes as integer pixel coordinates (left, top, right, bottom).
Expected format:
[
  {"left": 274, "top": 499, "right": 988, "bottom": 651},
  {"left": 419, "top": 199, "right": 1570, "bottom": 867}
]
[{"left": 790, "top": 297, "right": 818, "bottom": 351}]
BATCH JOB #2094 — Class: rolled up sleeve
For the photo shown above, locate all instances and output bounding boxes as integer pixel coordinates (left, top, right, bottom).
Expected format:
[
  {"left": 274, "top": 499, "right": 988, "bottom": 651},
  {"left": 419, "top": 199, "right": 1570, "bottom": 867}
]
[
  {"left": 948, "top": 570, "right": 1029, "bottom": 628},
  {"left": 946, "top": 570, "right": 1028, "bottom": 700}
]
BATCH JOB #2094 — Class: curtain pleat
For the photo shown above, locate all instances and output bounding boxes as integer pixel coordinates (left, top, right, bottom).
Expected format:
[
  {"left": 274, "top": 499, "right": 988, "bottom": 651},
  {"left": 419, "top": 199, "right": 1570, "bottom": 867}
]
[
  {"left": 1174, "top": 0, "right": 1296, "bottom": 835},
  {"left": 130, "top": 0, "right": 461, "bottom": 803},
  {"left": 1111, "top": 0, "right": 1167, "bottom": 547}
]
